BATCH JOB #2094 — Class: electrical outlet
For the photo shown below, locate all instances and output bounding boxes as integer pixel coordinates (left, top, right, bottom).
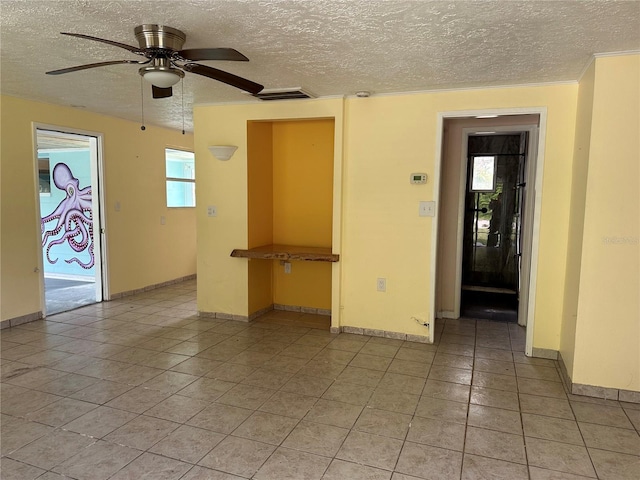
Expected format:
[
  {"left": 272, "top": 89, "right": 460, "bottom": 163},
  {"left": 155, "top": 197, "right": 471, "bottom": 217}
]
[
  {"left": 160, "top": 216, "right": 166, "bottom": 225},
  {"left": 207, "top": 206, "right": 217, "bottom": 217},
  {"left": 377, "top": 277, "right": 386, "bottom": 292},
  {"left": 284, "top": 262, "right": 292, "bottom": 274}
]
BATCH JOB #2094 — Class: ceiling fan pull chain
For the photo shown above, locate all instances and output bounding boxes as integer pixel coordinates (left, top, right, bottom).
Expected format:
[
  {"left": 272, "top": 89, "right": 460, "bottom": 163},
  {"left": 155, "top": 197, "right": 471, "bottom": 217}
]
[
  {"left": 181, "top": 78, "right": 185, "bottom": 135},
  {"left": 140, "top": 76, "right": 146, "bottom": 131}
]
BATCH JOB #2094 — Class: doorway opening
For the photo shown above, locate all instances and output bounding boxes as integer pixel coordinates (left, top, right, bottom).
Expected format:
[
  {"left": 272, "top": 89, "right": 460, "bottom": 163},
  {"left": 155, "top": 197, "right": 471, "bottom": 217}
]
[
  {"left": 432, "top": 111, "right": 545, "bottom": 355},
  {"left": 461, "top": 133, "right": 528, "bottom": 322},
  {"left": 35, "top": 128, "right": 105, "bottom": 315}
]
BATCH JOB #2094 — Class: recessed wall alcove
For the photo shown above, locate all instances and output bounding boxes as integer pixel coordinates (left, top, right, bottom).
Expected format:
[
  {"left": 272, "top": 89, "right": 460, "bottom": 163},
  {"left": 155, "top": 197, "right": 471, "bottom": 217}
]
[{"left": 241, "top": 118, "right": 336, "bottom": 320}]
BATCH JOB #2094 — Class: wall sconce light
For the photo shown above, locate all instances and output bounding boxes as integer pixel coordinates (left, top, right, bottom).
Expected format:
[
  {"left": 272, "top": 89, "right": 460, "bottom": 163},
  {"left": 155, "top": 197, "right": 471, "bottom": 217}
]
[{"left": 208, "top": 145, "right": 238, "bottom": 161}]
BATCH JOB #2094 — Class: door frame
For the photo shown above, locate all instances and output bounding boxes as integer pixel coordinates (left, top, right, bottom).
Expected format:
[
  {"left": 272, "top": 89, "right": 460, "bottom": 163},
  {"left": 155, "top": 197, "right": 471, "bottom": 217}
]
[
  {"left": 431, "top": 108, "right": 547, "bottom": 356},
  {"left": 32, "top": 123, "right": 109, "bottom": 315}
]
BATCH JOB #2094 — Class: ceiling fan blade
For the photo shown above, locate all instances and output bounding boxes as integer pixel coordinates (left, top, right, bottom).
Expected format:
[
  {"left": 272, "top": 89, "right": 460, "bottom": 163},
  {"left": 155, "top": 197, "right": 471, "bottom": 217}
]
[
  {"left": 46, "top": 59, "right": 145, "bottom": 75},
  {"left": 61, "top": 32, "right": 144, "bottom": 54},
  {"left": 152, "top": 85, "right": 173, "bottom": 99},
  {"left": 177, "top": 48, "right": 249, "bottom": 62},
  {"left": 182, "top": 63, "right": 263, "bottom": 94}
]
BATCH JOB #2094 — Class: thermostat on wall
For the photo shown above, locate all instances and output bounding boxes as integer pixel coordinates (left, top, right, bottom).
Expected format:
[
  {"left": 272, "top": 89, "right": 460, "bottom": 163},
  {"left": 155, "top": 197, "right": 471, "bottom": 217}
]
[{"left": 410, "top": 173, "right": 428, "bottom": 184}]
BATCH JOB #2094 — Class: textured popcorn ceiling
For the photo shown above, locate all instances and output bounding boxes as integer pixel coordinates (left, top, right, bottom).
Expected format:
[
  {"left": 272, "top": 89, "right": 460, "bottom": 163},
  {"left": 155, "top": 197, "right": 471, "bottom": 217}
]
[{"left": 1, "top": 0, "right": 639, "bottom": 132}]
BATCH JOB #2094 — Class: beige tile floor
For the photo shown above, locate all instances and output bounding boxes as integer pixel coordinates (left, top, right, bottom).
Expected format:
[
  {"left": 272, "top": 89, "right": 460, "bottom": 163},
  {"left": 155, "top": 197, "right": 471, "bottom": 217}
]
[{"left": 1, "top": 280, "right": 639, "bottom": 479}]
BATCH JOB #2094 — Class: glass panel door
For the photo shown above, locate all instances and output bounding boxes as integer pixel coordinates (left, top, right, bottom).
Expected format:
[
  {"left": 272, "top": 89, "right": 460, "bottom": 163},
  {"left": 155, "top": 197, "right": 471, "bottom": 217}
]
[{"left": 461, "top": 133, "right": 527, "bottom": 320}]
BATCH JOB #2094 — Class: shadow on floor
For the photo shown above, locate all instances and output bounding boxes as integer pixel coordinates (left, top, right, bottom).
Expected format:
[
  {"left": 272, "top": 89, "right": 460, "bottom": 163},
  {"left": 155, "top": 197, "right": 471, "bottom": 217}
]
[{"left": 461, "top": 289, "right": 518, "bottom": 322}]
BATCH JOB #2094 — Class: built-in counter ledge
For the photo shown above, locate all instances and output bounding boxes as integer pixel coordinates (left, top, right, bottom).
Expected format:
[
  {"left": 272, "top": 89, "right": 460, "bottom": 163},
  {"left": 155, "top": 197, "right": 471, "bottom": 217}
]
[{"left": 230, "top": 244, "right": 339, "bottom": 262}]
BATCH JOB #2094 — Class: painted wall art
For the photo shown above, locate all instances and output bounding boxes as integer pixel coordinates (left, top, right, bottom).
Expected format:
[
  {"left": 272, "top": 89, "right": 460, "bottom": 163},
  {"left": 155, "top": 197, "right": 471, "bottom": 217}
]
[{"left": 41, "top": 162, "right": 94, "bottom": 269}]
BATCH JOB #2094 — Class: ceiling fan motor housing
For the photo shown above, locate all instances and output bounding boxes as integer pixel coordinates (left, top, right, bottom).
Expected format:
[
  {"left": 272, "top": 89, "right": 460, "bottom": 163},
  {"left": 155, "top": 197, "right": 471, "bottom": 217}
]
[{"left": 134, "top": 24, "right": 186, "bottom": 52}]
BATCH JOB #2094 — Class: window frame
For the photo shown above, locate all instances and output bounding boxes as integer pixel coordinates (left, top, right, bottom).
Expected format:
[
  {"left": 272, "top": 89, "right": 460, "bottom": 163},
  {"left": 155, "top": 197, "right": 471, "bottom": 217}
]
[
  {"left": 469, "top": 155, "right": 497, "bottom": 193},
  {"left": 165, "top": 148, "right": 196, "bottom": 208}
]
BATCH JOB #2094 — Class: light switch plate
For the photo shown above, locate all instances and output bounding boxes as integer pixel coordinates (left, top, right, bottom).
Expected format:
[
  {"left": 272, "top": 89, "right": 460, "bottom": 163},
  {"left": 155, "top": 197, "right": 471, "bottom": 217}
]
[
  {"left": 207, "top": 206, "right": 217, "bottom": 217},
  {"left": 419, "top": 201, "right": 436, "bottom": 217}
]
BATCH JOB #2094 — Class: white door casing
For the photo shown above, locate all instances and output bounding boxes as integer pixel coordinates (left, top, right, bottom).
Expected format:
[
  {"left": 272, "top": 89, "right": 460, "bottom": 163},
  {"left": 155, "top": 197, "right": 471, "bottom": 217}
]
[
  {"left": 33, "top": 124, "right": 108, "bottom": 315},
  {"left": 432, "top": 108, "right": 547, "bottom": 356}
]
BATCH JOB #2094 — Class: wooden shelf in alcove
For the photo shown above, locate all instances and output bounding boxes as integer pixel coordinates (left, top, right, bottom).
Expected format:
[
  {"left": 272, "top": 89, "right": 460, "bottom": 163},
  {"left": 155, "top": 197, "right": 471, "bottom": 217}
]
[{"left": 230, "top": 244, "right": 339, "bottom": 262}]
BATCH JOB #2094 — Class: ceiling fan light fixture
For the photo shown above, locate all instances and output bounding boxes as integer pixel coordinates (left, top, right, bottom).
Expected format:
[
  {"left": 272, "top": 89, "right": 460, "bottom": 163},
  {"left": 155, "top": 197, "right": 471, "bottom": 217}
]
[{"left": 139, "top": 67, "right": 184, "bottom": 88}]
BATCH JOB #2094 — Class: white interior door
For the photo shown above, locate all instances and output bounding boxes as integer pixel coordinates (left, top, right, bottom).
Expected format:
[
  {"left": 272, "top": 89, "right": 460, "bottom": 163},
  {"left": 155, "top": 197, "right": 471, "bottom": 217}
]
[{"left": 517, "top": 127, "right": 539, "bottom": 327}]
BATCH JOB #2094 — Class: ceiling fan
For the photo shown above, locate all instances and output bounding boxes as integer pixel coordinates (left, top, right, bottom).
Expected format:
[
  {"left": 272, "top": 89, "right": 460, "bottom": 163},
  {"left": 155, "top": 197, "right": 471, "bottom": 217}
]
[{"left": 46, "top": 24, "right": 264, "bottom": 98}]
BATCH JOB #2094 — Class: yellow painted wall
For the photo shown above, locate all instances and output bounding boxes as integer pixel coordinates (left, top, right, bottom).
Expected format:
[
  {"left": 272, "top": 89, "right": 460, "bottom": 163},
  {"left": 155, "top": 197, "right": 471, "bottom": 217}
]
[
  {"left": 1, "top": 95, "right": 195, "bottom": 321},
  {"left": 244, "top": 119, "right": 334, "bottom": 313},
  {"left": 194, "top": 99, "right": 344, "bottom": 319},
  {"left": 272, "top": 119, "right": 334, "bottom": 309},
  {"left": 560, "top": 61, "right": 596, "bottom": 380},
  {"left": 194, "top": 78, "right": 636, "bottom": 375},
  {"left": 342, "top": 94, "right": 436, "bottom": 336},
  {"left": 272, "top": 120, "right": 334, "bottom": 247},
  {"left": 572, "top": 55, "right": 640, "bottom": 390},
  {"left": 273, "top": 260, "right": 333, "bottom": 310},
  {"left": 247, "top": 121, "right": 274, "bottom": 313},
  {"left": 342, "top": 85, "right": 578, "bottom": 343},
  {"left": 195, "top": 86, "right": 577, "bottom": 345}
]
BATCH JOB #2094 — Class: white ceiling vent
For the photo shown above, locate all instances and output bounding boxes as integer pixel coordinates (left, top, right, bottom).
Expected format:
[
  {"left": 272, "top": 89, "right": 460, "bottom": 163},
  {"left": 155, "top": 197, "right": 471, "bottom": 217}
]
[{"left": 252, "top": 87, "right": 315, "bottom": 101}]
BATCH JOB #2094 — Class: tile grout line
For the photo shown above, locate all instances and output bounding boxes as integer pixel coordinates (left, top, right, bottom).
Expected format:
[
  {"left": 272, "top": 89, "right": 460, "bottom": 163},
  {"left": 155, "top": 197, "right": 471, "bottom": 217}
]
[{"left": 457, "top": 317, "right": 476, "bottom": 480}]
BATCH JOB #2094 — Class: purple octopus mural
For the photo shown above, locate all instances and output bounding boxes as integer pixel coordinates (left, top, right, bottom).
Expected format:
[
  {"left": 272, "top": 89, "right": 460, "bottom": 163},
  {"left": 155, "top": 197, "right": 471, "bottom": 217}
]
[{"left": 41, "top": 163, "right": 94, "bottom": 269}]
